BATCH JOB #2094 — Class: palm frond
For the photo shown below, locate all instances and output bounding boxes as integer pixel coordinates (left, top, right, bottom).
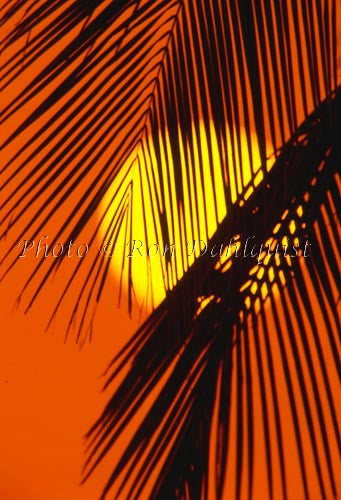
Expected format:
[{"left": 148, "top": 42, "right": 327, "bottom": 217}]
[
  {"left": 84, "top": 93, "right": 340, "bottom": 499},
  {"left": 1, "top": 1, "right": 340, "bottom": 499},
  {"left": 1, "top": 0, "right": 339, "bottom": 333}
]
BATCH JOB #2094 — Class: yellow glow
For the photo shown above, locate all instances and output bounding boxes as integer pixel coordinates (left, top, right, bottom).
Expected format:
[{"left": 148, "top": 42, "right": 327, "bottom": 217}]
[{"left": 99, "top": 123, "right": 271, "bottom": 310}]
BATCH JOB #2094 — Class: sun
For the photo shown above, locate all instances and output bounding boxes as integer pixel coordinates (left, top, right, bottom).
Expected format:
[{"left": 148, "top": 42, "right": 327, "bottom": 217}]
[{"left": 99, "top": 122, "right": 271, "bottom": 311}]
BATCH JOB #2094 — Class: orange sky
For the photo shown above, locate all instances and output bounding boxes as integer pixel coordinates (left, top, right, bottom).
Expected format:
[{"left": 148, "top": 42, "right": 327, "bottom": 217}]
[
  {"left": 0, "top": 249, "right": 144, "bottom": 499},
  {"left": 0, "top": 2, "right": 340, "bottom": 499}
]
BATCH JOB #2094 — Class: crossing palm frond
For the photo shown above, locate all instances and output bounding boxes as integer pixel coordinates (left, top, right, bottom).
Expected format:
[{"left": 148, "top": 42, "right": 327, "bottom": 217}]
[
  {"left": 1, "top": 1, "right": 340, "bottom": 499},
  {"left": 84, "top": 92, "right": 340, "bottom": 500},
  {"left": 2, "top": 0, "right": 339, "bottom": 327}
]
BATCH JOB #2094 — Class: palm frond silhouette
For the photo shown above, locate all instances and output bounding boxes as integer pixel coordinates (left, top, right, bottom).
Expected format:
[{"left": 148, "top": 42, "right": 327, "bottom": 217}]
[{"left": 1, "top": 1, "right": 340, "bottom": 499}]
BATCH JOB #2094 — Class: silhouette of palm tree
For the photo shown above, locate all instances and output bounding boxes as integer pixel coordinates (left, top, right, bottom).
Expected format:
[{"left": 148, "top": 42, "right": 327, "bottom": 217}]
[{"left": 1, "top": 1, "right": 339, "bottom": 499}]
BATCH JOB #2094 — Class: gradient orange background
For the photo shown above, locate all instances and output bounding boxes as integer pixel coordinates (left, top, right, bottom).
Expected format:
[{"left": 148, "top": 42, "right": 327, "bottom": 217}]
[{"left": 0, "top": 2, "right": 340, "bottom": 499}]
